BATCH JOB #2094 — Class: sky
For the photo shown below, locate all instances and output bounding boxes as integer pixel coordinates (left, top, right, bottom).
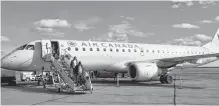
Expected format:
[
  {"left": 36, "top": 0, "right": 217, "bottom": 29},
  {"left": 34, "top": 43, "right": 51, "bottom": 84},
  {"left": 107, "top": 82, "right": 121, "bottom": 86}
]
[{"left": 1, "top": 1, "right": 219, "bottom": 56}]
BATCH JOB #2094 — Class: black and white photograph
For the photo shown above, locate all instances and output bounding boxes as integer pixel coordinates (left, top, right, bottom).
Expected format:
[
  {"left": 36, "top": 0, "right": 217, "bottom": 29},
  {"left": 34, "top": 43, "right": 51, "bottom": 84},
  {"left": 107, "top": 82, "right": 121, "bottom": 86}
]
[{"left": 1, "top": 0, "right": 219, "bottom": 105}]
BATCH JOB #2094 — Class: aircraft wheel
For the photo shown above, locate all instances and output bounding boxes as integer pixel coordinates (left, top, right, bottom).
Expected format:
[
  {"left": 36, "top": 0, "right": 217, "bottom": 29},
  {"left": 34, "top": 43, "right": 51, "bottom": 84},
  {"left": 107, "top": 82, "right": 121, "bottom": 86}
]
[
  {"left": 38, "top": 80, "right": 44, "bottom": 86},
  {"left": 160, "top": 75, "right": 166, "bottom": 84},
  {"left": 164, "top": 75, "right": 173, "bottom": 84}
]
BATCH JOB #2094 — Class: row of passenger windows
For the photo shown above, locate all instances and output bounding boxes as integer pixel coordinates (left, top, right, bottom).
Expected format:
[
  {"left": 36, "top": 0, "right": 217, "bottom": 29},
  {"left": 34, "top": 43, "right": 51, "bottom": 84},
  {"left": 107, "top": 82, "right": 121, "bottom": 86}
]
[
  {"left": 72, "top": 47, "right": 207, "bottom": 54},
  {"left": 74, "top": 47, "right": 137, "bottom": 52}
]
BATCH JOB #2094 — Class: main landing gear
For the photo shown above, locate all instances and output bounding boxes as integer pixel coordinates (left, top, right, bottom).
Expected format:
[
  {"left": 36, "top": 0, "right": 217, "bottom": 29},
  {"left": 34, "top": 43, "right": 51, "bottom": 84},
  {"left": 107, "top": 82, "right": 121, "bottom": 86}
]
[{"left": 160, "top": 74, "right": 173, "bottom": 84}]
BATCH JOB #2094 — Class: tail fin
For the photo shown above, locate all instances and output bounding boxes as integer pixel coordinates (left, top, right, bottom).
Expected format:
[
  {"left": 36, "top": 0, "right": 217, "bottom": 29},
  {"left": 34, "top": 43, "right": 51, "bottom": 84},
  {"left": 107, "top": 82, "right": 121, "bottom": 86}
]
[{"left": 203, "top": 28, "right": 219, "bottom": 53}]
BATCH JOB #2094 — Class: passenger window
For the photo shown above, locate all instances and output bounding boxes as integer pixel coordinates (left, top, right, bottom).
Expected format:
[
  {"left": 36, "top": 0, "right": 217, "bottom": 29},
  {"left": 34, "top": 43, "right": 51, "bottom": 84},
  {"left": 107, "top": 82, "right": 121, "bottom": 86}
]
[
  {"left": 110, "top": 48, "right": 113, "bottom": 52},
  {"left": 134, "top": 49, "right": 137, "bottom": 52},
  {"left": 103, "top": 48, "right": 106, "bottom": 51},
  {"left": 122, "top": 49, "right": 125, "bottom": 52},
  {"left": 17, "top": 44, "right": 27, "bottom": 50},
  {"left": 128, "top": 49, "right": 131, "bottom": 52},
  {"left": 25, "top": 45, "right": 34, "bottom": 50},
  {"left": 83, "top": 48, "right": 86, "bottom": 51},
  {"left": 146, "top": 49, "right": 149, "bottom": 52},
  {"left": 157, "top": 50, "right": 160, "bottom": 53},
  {"left": 97, "top": 48, "right": 100, "bottom": 51},
  {"left": 75, "top": 47, "right": 78, "bottom": 51},
  {"left": 90, "top": 48, "right": 93, "bottom": 51},
  {"left": 116, "top": 49, "right": 119, "bottom": 52}
]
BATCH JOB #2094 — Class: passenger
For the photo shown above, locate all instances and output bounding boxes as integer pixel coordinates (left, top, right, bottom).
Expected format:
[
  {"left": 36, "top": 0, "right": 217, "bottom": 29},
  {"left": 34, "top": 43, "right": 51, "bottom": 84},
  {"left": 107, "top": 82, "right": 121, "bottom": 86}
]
[
  {"left": 77, "top": 61, "right": 84, "bottom": 75},
  {"left": 52, "top": 44, "right": 56, "bottom": 57},
  {"left": 70, "top": 56, "right": 78, "bottom": 78},
  {"left": 54, "top": 53, "right": 59, "bottom": 60},
  {"left": 75, "top": 61, "right": 84, "bottom": 86}
]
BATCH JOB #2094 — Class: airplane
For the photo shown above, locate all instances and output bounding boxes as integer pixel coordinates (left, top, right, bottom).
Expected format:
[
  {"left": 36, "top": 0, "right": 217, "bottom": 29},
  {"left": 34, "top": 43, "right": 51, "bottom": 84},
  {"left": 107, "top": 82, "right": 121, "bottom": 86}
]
[{"left": 1, "top": 28, "right": 219, "bottom": 85}]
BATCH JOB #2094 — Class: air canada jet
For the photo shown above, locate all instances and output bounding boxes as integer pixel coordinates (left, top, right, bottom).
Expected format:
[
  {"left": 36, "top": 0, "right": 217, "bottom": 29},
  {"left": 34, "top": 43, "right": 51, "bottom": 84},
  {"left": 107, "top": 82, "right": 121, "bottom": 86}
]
[{"left": 1, "top": 28, "right": 219, "bottom": 84}]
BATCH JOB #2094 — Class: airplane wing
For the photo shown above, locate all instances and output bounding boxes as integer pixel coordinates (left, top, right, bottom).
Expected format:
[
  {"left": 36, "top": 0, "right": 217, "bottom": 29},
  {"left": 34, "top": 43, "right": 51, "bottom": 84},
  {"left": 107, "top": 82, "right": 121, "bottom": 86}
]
[
  {"left": 158, "top": 53, "right": 219, "bottom": 62},
  {"left": 125, "top": 53, "right": 219, "bottom": 68}
]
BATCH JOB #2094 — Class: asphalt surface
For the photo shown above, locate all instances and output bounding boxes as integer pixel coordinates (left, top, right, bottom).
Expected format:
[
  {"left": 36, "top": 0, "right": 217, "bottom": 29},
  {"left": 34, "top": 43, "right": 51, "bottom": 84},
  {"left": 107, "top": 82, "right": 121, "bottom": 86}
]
[{"left": 1, "top": 68, "right": 219, "bottom": 105}]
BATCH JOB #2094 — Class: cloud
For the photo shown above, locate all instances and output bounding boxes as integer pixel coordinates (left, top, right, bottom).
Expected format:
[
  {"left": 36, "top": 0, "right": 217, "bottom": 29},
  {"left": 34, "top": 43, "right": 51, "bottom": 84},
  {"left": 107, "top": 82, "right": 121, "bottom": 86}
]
[
  {"left": 33, "top": 19, "right": 69, "bottom": 37},
  {"left": 215, "top": 16, "right": 219, "bottom": 21},
  {"left": 35, "top": 27, "right": 64, "bottom": 37},
  {"left": 199, "top": 0, "right": 215, "bottom": 5},
  {"left": 198, "top": 20, "right": 213, "bottom": 24},
  {"left": 0, "top": 36, "right": 10, "bottom": 42},
  {"left": 120, "top": 16, "right": 135, "bottom": 20},
  {"left": 172, "top": 23, "right": 200, "bottom": 29},
  {"left": 172, "top": 4, "right": 180, "bottom": 8},
  {"left": 92, "top": 21, "right": 153, "bottom": 42},
  {"left": 109, "top": 21, "right": 152, "bottom": 38},
  {"left": 92, "top": 32, "right": 129, "bottom": 43},
  {"left": 199, "top": 0, "right": 216, "bottom": 8},
  {"left": 73, "top": 23, "right": 95, "bottom": 32},
  {"left": 34, "top": 19, "right": 71, "bottom": 28},
  {"left": 167, "top": 34, "right": 211, "bottom": 46},
  {"left": 168, "top": 36, "right": 202, "bottom": 46},
  {"left": 73, "top": 16, "right": 102, "bottom": 32},
  {"left": 36, "top": 27, "right": 55, "bottom": 33},
  {"left": 194, "top": 34, "right": 212, "bottom": 41},
  {"left": 172, "top": 0, "right": 215, "bottom": 9},
  {"left": 171, "top": 0, "right": 194, "bottom": 8}
]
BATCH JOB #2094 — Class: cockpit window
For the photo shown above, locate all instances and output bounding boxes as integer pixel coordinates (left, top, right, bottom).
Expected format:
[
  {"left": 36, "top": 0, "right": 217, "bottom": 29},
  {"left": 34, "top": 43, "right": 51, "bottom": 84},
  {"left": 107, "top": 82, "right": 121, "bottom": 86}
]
[
  {"left": 17, "top": 44, "right": 27, "bottom": 50},
  {"left": 25, "top": 45, "right": 34, "bottom": 50}
]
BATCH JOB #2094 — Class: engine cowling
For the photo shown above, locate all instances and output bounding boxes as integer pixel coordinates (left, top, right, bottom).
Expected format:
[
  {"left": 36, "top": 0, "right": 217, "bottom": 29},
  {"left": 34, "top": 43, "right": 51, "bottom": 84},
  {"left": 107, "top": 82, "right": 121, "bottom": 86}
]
[
  {"left": 128, "top": 63, "right": 162, "bottom": 81},
  {"left": 93, "top": 71, "right": 116, "bottom": 78}
]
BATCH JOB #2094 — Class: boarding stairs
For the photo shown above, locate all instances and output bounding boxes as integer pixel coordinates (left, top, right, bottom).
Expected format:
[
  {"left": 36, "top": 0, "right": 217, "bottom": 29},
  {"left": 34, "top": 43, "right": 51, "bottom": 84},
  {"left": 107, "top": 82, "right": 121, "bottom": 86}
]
[{"left": 44, "top": 51, "right": 93, "bottom": 93}]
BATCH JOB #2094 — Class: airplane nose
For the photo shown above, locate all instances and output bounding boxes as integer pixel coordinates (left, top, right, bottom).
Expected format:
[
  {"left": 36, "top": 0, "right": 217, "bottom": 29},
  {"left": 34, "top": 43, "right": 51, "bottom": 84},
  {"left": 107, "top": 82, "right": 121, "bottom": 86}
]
[
  {"left": 1, "top": 53, "right": 19, "bottom": 70},
  {"left": 1, "top": 55, "right": 9, "bottom": 69}
]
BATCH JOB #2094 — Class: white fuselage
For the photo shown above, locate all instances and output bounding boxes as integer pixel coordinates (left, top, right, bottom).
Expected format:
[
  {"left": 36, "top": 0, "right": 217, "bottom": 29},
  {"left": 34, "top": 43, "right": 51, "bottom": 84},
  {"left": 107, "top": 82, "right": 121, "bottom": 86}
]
[{"left": 0, "top": 39, "right": 214, "bottom": 73}]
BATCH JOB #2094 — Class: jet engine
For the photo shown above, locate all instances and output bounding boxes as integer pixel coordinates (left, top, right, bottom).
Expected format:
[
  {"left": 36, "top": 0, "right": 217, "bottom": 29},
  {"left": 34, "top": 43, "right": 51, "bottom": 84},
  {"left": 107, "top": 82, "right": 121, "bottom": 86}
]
[
  {"left": 128, "top": 63, "right": 162, "bottom": 81},
  {"left": 93, "top": 71, "right": 116, "bottom": 78}
]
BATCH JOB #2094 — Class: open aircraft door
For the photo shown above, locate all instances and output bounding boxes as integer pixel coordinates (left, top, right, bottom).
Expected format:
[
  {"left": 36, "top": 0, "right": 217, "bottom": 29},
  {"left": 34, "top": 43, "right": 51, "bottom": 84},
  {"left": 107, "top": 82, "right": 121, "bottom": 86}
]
[{"left": 41, "top": 40, "right": 52, "bottom": 61}]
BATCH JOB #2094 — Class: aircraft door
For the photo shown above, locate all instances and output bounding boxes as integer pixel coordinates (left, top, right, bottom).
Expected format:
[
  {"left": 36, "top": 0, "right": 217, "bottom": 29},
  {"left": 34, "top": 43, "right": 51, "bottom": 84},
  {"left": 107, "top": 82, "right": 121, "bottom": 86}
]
[
  {"left": 41, "top": 40, "right": 52, "bottom": 61},
  {"left": 140, "top": 48, "right": 144, "bottom": 56}
]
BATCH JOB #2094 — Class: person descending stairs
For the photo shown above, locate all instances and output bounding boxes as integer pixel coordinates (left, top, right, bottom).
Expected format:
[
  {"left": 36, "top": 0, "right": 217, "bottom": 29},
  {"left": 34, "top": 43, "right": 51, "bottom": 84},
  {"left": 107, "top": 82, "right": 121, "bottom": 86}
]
[{"left": 48, "top": 53, "right": 93, "bottom": 93}]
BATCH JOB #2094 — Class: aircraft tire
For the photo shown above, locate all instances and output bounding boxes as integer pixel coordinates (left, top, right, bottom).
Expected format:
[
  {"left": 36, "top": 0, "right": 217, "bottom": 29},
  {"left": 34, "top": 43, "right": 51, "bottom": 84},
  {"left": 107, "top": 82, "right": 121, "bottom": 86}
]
[
  {"left": 160, "top": 75, "right": 166, "bottom": 84},
  {"left": 164, "top": 75, "right": 173, "bottom": 84}
]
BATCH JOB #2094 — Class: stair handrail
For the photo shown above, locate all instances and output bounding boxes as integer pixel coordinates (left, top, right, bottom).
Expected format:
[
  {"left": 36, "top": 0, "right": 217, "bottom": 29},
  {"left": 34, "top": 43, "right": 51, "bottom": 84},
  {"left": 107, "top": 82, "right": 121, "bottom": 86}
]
[{"left": 62, "top": 48, "right": 74, "bottom": 60}]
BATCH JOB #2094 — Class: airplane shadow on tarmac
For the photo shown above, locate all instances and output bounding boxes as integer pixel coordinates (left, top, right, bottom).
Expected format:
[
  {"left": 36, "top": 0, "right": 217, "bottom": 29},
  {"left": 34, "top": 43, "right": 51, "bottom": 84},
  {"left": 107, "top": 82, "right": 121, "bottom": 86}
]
[
  {"left": 91, "top": 79, "right": 205, "bottom": 90},
  {"left": 1, "top": 82, "right": 86, "bottom": 95}
]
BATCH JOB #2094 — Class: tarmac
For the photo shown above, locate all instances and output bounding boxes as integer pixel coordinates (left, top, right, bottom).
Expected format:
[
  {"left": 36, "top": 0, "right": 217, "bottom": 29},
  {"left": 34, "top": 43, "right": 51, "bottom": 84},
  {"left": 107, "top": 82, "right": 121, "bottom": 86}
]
[{"left": 1, "top": 68, "right": 219, "bottom": 105}]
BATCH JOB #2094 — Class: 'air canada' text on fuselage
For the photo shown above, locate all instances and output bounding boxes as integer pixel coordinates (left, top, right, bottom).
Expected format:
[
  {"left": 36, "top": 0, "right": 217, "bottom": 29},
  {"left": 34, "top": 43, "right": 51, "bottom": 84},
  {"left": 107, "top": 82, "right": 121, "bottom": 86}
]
[{"left": 67, "top": 41, "right": 140, "bottom": 48}]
